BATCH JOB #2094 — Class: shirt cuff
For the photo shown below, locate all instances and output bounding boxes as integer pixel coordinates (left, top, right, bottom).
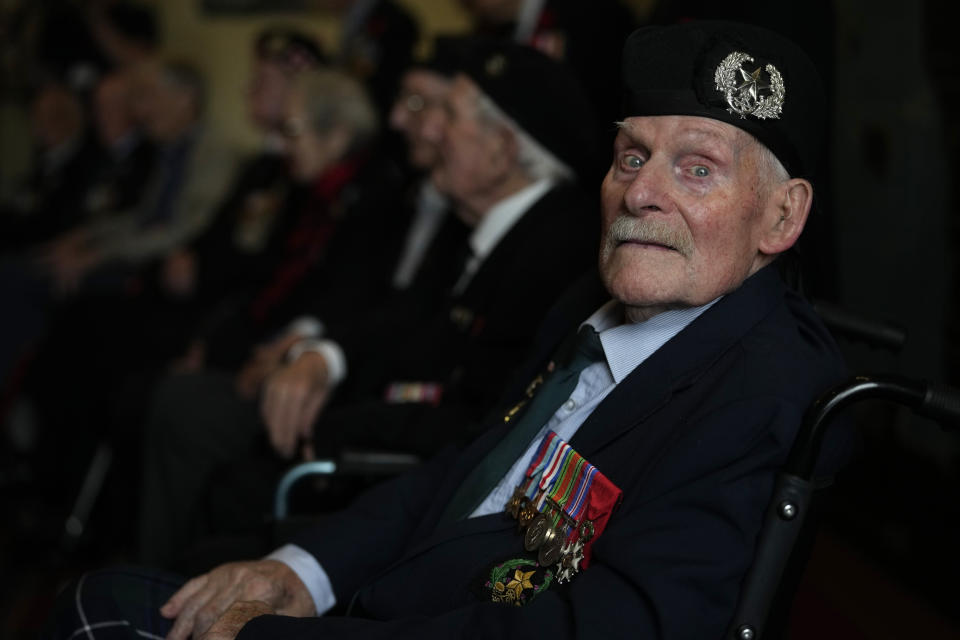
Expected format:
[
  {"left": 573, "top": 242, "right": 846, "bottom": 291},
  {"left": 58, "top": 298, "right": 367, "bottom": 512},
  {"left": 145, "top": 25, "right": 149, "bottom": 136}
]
[
  {"left": 285, "top": 316, "right": 325, "bottom": 339},
  {"left": 266, "top": 544, "right": 337, "bottom": 616},
  {"left": 286, "top": 338, "right": 347, "bottom": 386}
]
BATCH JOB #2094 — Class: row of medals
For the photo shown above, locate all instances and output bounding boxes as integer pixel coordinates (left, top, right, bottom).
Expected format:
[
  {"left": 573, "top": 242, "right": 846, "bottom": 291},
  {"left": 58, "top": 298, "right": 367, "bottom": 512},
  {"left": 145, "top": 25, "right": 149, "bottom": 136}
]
[{"left": 506, "top": 486, "right": 594, "bottom": 583}]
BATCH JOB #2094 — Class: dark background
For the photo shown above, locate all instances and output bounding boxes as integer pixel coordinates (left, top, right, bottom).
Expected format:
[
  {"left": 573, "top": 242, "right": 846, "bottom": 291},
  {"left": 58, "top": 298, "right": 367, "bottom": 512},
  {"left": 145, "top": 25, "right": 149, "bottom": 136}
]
[{"left": 0, "top": 0, "right": 958, "bottom": 638}]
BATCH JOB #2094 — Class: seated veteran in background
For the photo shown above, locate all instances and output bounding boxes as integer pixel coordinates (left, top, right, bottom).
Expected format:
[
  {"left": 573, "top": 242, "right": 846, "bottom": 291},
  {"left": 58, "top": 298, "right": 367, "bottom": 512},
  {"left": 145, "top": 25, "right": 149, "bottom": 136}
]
[
  {"left": 39, "top": 59, "right": 235, "bottom": 292},
  {"left": 117, "top": 27, "right": 329, "bottom": 373},
  {"left": 0, "top": 59, "right": 236, "bottom": 394},
  {"left": 157, "top": 27, "right": 327, "bottom": 314},
  {"left": 264, "top": 38, "right": 599, "bottom": 458},
  {"left": 459, "top": 0, "right": 639, "bottom": 179},
  {"left": 47, "top": 21, "right": 846, "bottom": 640},
  {"left": 137, "top": 38, "right": 596, "bottom": 569},
  {"left": 379, "top": 37, "right": 467, "bottom": 296},
  {"left": 82, "top": 71, "right": 157, "bottom": 226},
  {"left": 0, "top": 31, "right": 328, "bottom": 529},
  {"left": 136, "top": 63, "right": 404, "bottom": 567},
  {"left": 0, "top": 81, "right": 101, "bottom": 250}
]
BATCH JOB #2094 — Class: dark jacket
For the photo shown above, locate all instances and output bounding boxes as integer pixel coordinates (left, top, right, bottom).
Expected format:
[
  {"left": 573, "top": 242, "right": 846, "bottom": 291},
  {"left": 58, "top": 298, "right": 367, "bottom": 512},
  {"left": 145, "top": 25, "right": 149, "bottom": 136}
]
[
  {"left": 240, "top": 263, "right": 847, "bottom": 639},
  {"left": 315, "top": 181, "right": 599, "bottom": 456}
]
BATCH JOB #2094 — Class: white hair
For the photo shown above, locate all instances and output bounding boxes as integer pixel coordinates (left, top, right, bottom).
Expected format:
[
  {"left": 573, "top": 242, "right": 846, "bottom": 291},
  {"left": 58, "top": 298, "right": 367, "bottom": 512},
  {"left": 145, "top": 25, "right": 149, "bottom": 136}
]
[
  {"left": 755, "top": 142, "right": 789, "bottom": 184},
  {"left": 297, "top": 69, "right": 379, "bottom": 152},
  {"left": 474, "top": 90, "right": 574, "bottom": 183}
]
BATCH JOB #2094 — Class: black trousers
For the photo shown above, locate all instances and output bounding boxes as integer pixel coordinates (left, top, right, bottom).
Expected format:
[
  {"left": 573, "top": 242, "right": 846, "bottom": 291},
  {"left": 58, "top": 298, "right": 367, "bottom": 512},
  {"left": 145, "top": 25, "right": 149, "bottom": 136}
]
[{"left": 139, "top": 371, "right": 264, "bottom": 569}]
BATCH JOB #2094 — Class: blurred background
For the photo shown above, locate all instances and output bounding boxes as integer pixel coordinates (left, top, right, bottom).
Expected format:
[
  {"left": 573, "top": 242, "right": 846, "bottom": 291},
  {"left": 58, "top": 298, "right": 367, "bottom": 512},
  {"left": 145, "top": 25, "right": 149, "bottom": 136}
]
[{"left": 1, "top": 0, "right": 958, "bottom": 638}]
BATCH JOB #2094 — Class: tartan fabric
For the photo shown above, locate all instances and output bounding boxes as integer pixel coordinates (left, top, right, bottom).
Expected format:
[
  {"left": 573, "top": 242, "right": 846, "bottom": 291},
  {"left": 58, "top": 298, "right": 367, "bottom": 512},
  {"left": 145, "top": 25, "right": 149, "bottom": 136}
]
[{"left": 43, "top": 566, "right": 184, "bottom": 640}]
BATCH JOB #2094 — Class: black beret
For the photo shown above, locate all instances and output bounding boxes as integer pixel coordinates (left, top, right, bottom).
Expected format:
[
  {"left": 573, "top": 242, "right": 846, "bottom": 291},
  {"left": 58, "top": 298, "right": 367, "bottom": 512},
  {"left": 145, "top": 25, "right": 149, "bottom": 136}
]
[
  {"left": 621, "top": 21, "right": 825, "bottom": 179},
  {"left": 410, "top": 36, "right": 469, "bottom": 78},
  {"left": 106, "top": 3, "right": 159, "bottom": 47},
  {"left": 444, "top": 38, "right": 597, "bottom": 181},
  {"left": 255, "top": 28, "right": 327, "bottom": 70}
]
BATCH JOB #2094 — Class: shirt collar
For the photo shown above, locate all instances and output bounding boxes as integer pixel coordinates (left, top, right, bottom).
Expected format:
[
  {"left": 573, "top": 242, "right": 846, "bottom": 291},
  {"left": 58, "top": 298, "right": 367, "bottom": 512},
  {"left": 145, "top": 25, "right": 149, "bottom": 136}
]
[
  {"left": 416, "top": 179, "right": 449, "bottom": 216},
  {"left": 468, "top": 178, "right": 554, "bottom": 261},
  {"left": 582, "top": 297, "right": 721, "bottom": 383}
]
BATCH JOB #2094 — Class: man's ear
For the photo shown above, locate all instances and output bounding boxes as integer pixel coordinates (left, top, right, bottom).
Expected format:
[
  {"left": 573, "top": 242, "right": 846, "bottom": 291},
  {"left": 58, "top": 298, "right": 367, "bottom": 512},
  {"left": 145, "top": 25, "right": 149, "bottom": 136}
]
[
  {"left": 757, "top": 178, "right": 813, "bottom": 256},
  {"left": 491, "top": 125, "right": 518, "bottom": 173}
]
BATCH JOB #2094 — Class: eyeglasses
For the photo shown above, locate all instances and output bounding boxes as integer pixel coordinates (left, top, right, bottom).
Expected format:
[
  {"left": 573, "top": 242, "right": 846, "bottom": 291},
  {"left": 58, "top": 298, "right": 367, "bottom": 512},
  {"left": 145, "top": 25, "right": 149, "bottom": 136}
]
[
  {"left": 404, "top": 93, "right": 425, "bottom": 113},
  {"left": 397, "top": 91, "right": 444, "bottom": 114}
]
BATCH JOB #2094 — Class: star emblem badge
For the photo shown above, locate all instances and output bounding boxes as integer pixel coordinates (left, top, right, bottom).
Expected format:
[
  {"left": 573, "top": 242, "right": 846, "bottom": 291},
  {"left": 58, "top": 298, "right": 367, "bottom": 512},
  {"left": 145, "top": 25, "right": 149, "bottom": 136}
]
[{"left": 714, "top": 51, "right": 785, "bottom": 120}]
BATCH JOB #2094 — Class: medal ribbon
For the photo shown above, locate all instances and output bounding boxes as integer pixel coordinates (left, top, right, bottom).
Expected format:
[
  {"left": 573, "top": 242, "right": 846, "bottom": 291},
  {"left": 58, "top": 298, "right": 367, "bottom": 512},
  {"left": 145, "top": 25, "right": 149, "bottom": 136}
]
[
  {"left": 520, "top": 431, "right": 563, "bottom": 498},
  {"left": 545, "top": 454, "right": 585, "bottom": 530},
  {"left": 535, "top": 440, "right": 571, "bottom": 509},
  {"left": 507, "top": 431, "right": 624, "bottom": 571}
]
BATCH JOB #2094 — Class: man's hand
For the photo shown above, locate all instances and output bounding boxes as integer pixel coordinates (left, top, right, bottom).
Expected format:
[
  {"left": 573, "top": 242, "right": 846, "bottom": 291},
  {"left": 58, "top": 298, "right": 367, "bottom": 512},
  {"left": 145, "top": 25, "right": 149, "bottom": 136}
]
[
  {"left": 36, "top": 232, "right": 102, "bottom": 296},
  {"left": 234, "top": 333, "right": 303, "bottom": 400},
  {"left": 161, "top": 560, "right": 315, "bottom": 640},
  {"left": 198, "top": 600, "right": 274, "bottom": 640},
  {"left": 260, "top": 351, "right": 330, "bottom": 459}
]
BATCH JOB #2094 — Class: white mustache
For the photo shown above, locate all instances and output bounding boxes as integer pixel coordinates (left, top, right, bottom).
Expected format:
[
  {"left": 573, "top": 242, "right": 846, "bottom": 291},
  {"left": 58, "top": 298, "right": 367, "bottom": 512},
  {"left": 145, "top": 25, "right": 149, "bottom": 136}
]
[{"left": 603, "top": 216, "right": 693, "bottom": 257}]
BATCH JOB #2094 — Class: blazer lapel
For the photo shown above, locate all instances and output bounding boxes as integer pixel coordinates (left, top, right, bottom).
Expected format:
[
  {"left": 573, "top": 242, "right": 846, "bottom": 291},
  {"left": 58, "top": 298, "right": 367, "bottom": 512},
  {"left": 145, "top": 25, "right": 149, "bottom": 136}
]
[
  {"left": 399, "top": 267, "right": 788, "bottom": 563},
  {"left": 572, "top": 266, "right": 788, "bottom": 457}
]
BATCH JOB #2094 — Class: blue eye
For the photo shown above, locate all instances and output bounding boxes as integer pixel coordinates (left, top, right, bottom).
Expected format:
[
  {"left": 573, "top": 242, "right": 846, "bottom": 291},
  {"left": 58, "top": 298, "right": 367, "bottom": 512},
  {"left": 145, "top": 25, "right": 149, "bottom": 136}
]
[
  {"left": 692, "top": 165, "right": 709, "bottom": 177},
  {"left": 623, "top": 154, "right": 643, "bottom": 169}
]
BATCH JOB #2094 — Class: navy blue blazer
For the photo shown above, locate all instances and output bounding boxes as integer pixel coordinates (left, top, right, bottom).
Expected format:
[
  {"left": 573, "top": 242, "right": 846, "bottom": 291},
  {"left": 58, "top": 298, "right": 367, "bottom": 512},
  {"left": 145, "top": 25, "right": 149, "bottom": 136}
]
[{"left": 240, "top": 264, "right": 847, "bottom": 639}]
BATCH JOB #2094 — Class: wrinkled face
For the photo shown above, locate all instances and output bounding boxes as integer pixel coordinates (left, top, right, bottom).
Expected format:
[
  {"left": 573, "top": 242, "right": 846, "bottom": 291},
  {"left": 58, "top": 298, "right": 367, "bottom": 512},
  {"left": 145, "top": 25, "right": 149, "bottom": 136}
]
[
  {"left": 248, "top": 60, "right": 292, "bottom": 131},
  {"left": 389, "top": 69, "right": 451, "bottom": 170},
  {"left": 600, "top": 115, "right": 775, "bottom": 319},
  {"left": 425, "top": 75, "right": 503, "bottom": 212},
  {"left": 281, "top": 89, "right": 326, "bottom": 182}
]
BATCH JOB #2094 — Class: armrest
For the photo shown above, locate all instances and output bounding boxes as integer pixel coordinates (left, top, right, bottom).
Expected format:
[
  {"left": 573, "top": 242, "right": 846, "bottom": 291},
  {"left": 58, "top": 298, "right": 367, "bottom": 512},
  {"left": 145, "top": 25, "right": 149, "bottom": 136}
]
[{"left": 273, "top": 451, "right": 421, "bottom": 519}]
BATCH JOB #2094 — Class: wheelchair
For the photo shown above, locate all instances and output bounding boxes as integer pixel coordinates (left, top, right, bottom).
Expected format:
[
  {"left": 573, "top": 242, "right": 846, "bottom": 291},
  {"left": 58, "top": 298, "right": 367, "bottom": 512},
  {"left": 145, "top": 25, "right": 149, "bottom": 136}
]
[{"left": 725, "top": 374, "right": 960, "bottom": 639}]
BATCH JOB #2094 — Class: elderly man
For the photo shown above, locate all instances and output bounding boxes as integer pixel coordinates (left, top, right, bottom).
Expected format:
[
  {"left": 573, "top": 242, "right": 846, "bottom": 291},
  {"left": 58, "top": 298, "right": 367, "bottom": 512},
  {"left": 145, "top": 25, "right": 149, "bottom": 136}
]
[
  {"left": 136, "top": 38, "right": 595, "bottom": 568},
  {"left": 157, "top": 28, "right": 326, "bottom": 304},
  {"left": 48, "top": 21, "right": 845, "bottom": 640},
  {"left": 39, "top": 60, "right": 235, "bottom": 291},
  {"left": 0, "top": 60, "right": 235, "bottom": 394},
  {"left": 137, "top": 65, "right": 398, "bottom": 566},
  {"left": 259, "top": 39, "right": 597, "bottom": 458}
]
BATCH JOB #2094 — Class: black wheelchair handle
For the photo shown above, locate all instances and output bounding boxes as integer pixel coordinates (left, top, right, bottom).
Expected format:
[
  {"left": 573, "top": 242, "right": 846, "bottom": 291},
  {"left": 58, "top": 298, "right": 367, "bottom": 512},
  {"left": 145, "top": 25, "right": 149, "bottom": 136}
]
[
  {"left": 923, "top": 382, "right": 960, "bottom": 425},
  {"left": 786, "top": 375, "right": 960, "bottom": 480},
  {"left": 727, "top": 374, "right": 960, "bottom": 640}
]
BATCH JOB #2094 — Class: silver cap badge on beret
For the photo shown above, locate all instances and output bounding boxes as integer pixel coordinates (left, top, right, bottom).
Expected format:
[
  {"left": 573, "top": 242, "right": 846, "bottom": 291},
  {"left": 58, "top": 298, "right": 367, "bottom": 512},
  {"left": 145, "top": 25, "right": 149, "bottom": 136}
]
[{"left": 714, "top": 51, "right": 785, "bottom": 120}]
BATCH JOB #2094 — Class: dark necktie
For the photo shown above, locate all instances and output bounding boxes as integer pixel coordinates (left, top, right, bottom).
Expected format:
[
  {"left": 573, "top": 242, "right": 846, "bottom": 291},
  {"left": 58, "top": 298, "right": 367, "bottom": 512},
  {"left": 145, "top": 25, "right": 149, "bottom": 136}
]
[{"left": 439, "top": 326, "right": 605, "bottom": 523}]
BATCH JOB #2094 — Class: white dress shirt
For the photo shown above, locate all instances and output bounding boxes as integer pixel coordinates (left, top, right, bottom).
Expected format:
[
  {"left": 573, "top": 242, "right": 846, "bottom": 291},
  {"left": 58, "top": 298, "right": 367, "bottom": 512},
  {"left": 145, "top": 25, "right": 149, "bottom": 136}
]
[
  {"left": 287, "top": 178, "right": 554, "bottom": 387},
  {"left": 451, "top": 178, "right": 554, "bottom": 295},
  {"left": 391, "top": 180, "right": 450, "bottom": 290},
  {"left": 270, "top": 296, "right": 719, "bottom": 614}
]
